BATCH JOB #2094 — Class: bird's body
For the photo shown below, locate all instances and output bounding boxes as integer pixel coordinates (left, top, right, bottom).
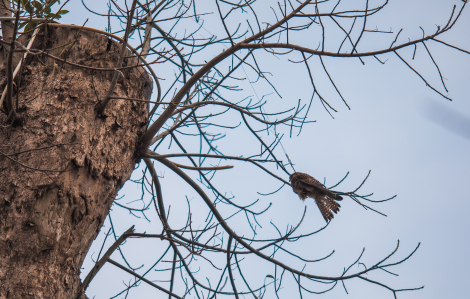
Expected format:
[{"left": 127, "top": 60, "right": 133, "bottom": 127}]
[{"left": 289, "top": 172, "right": 342, "bottom": 222}]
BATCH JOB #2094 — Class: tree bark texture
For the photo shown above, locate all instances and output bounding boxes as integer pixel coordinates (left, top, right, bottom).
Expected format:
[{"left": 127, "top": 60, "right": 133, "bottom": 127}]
[
  {"left": 0, "top": 0, "right": 13, "bottom": 60},
  {"left": 0, "top": 26, "right": 152, "bottom": 298}
]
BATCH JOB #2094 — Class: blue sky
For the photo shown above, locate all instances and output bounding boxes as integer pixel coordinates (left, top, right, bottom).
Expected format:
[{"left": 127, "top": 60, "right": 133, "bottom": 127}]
[{"left": 56, "top": 1, "right": 470, "bottom": 298}]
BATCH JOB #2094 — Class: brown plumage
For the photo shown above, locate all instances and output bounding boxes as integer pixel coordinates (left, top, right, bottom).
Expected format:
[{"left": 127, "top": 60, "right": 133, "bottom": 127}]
[{"left": 290, "top": 172, "right": 343, "bottom": 222}]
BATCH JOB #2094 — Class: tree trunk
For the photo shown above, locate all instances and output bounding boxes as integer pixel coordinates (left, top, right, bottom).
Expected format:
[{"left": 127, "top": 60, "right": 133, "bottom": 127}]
[
  {"left": 0, "top": 26, "right": 152, "bottom": 299},
  {"left": 0, "top": 0, "right": 13, "bottom": 60}
]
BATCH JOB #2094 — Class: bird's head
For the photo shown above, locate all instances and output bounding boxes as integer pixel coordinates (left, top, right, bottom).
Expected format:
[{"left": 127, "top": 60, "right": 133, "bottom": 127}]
[{"left": 289, "top": 172, "right": 298, "bottom": 182}]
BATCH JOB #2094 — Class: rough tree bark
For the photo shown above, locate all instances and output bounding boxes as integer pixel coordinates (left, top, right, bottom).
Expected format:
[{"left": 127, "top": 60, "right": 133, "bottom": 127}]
[
  {"left": 0, "top": 26, "right": 152, "bottom": 298},
  {"left": 0, "top": 0, "right": 12, "bottom": 60}
]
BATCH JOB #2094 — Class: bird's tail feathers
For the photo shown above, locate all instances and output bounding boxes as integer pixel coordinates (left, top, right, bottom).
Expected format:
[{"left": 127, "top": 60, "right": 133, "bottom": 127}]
[{"left": 315, "top": 195, "right": 341, "bottom": 223}]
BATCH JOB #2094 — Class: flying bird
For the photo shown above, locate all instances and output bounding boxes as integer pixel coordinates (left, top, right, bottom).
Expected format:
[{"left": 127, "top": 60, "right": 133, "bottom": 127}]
[{"left": 290, "top": 172, "right": 343, "bottom": 222}]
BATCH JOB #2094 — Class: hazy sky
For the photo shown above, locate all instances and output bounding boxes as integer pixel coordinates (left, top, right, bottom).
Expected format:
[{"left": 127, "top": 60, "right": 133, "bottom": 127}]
[{"left": 56, "top": 1, "right": 470, "bottom": 298}]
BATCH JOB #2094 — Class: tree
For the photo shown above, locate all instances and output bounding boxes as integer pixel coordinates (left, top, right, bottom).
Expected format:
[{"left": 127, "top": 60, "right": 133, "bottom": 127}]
[{"left": 0, "top": 0, "right": 468, "bottom": 298}]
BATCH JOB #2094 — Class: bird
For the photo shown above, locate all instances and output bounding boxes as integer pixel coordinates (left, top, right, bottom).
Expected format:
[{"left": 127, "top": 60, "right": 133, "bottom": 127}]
[{"left": 290, "top": 172, "right": 343, "bottom": 222}]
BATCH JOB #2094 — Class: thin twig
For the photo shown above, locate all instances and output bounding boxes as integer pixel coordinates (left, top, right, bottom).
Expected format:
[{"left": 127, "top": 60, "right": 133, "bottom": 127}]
[{"left": 97, "top": 0, "right": 139, "bottom": 113}]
